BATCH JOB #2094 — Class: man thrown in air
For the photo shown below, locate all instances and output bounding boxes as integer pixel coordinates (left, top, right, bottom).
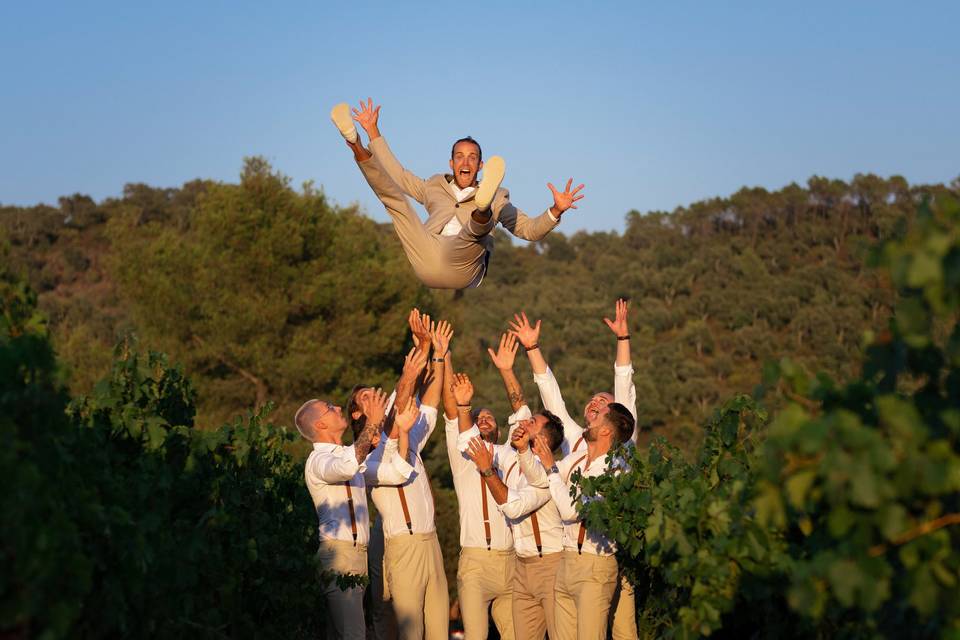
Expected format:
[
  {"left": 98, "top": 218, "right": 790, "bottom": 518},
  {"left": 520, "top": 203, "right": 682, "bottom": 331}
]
[{"left": 330, "top": 98, "right": 584, "bottom": 289}]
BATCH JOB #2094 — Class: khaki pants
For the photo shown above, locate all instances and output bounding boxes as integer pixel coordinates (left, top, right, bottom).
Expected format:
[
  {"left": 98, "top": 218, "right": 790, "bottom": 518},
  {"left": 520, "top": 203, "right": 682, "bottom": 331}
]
[
  {"left": 357, "top": 155, "right": 490, "bottom": 290},
  {"left": 384, "top": 531, "right": 450, "bottom": 640},
  {"left": 368, "top": 518, "right": 398, "bottom": 640},
  {"left": 456, "top": 548, "right": 515, "bottom": 640},
  {"left": 317, "top": 539, "right": 368, "bottom": 640},
  {"left": 554, "top": 550, "right": 619, "bottom": 640},
  {"left": 512, "top": 552, "right": 562, "bottom": 640},
  {"left": 610, "top": 573, "right": 638, "bottom": 639}
]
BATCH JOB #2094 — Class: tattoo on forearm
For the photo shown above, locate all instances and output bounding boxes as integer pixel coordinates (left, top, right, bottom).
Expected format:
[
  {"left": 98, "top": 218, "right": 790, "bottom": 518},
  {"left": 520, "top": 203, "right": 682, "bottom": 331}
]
[
  {"left": 507, "top": 386, "right": 525, "bottom": 411},
  {"left": 354, "top": 420, "right": 381, "bottom": 462}
]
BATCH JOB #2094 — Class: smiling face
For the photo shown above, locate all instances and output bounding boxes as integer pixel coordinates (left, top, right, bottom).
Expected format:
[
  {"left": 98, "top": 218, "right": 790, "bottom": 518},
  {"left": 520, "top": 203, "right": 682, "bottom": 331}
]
[
  {"left": 449, "top": 139, "right": 483, "bottom": 188},
  {"left": 583, "top": 392, "right": 614, "bottom": 425},
  {"left": 473, "top": 408, "right": 499, "bottom": 442}
]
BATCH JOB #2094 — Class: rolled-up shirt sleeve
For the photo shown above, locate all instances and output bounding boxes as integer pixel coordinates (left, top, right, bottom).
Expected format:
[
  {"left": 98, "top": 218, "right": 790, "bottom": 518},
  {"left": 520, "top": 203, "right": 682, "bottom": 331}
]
[
  {"left": 532, "top": 368, "right": 583, "bottom": 453},
  {"left": 308, "top": 445, "right": 361, "bottom": 483},
  {"left": 518, "top": 447, "right": 549, "bottom": 488},
  {"left": 548, "top": 472, "right": 580, "bottom": 522},
  {"left": 498, "top": 485, "right": 551, "bottom": 520},
  {"left": 505, "top": 404, "right": 531, "bottom": 442},
  {"left": 614, "top": 362, "right": 639, "bottom": 444},
  {"left": 408, "top": 404, "right": 439, "bottom": 455},
  {"left": 362, "top": 438, "right": 414, "bottom": 486}
]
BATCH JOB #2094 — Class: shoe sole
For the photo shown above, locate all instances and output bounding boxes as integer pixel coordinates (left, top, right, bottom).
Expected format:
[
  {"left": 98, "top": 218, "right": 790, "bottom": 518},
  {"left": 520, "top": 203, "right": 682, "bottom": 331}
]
[
  {"left": 330, "top": 103, "right": 357, "bottom": 143},
  {"left": 475, "top": 156, "right": 505, "bottom": 211}
]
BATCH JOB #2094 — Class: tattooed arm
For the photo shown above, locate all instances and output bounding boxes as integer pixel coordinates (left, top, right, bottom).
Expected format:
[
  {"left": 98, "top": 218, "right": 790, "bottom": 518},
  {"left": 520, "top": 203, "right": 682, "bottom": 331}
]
[
  {"left": 355, "top": 389, "right": 389, "bottom": 463},
  {"left": 488, "top": 332, "right": 525, "bottom": 412}
]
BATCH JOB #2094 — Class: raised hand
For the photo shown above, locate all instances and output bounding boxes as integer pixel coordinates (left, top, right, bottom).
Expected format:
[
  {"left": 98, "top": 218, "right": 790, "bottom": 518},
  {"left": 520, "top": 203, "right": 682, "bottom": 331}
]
[
  {"left": 532, "top": 433, "right": 556, "bottom": 468},
  {"left": 466, "top": 436, "right": 494, "bottom": 473},
  {"left": 603, "top": 298, "right": 630, "bottom": 338},
  {"left": 394, "top": 399, "right": 420, "bottom": 433},
  {"left": 487, "top": 332, "right": 519, "bottom": 371},
  {"left": 511, "top": 423, "right": 529, "bottom": 453},
  {"left": 431, "top": 320, "right": 454, "bottom": 358},
  {"left": 359, "top": 387, "right": 389, "bottom": 427},
  {"left": 408, "top": 309, "right": 432, "bottom": 348},
  {"left": 547, "top": 178, "right": 585, "bottom": 216},
  {"left": 508, "top": 311, "right": 541, "bottom": 349},
  {"left": 452, "top": 373, "right": 474, "bottom": 406},
  {"left": 403, "top": 346, "right": 428, "bottom": 382},
  {"left": 351, "top": 97, "right": 381, "bottom": 137}
]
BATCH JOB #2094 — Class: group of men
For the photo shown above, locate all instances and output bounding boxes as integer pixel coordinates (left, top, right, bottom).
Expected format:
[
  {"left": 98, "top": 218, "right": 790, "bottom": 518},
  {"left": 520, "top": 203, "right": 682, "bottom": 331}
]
[{"left": 296, "top": 299, "right": 640, "bottom": 640}]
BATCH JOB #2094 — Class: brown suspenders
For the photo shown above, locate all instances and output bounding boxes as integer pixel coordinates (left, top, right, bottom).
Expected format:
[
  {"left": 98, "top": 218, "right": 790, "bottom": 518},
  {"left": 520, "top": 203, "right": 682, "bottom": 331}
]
[
  {"left": 396, "top": 486, "right": 413, "bottom": 535},
  {"left": 343, "top": 481, "right": 358, "bottom": 546},
  {"left": 567, "top": 454, "right": 589, "bottom": 554},
  {"left": 480, "top": 476, "right": 492, "bottom": 550}
]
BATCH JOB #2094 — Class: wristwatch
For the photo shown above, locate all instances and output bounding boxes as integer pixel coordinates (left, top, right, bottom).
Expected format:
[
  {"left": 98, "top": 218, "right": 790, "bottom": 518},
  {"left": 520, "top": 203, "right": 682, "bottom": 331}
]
[
  {"left": 548, "top": 464, "right": 560, "bottom": 476},
  {"left": 480, "top": 468, "right": 495, "bottom": 478}
]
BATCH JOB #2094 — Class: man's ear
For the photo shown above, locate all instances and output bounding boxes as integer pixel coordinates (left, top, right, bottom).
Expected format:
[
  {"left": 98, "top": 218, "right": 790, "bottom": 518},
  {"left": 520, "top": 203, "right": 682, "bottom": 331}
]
[
  {"left": 449, "top": 158, "right": 455, "bottom": 173},
  {"left": 478, "top": 159, "right": 484, "bottom": 171}
]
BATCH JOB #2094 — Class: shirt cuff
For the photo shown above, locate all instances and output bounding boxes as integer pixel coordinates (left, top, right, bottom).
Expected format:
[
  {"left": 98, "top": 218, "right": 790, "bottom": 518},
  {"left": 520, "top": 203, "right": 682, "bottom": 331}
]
[
  {"left": 383, "top": 438, "right": 398, "bottom": 453},
  {"left": 340, "top": 445, "right": 362, "bottom": 474},
  {"left": 419, "top": 404, "right": 439, "bottom": 423},
  {"left": 389, "top": 451, "right": 415, "bottom": 479},
  {"left": 507, "top": 404, "right": 532, "bottom": 425},
  {"left": 457, "top": 425, "right": 482, "bottom": 453},
  {"left": 614, "top": 363, "right": 634, "bottom": 376},
  {"left": 547, "top": 209, "right": 559, "bottom": 223},
  {"left": 532, "top": 367, "right": 554, "bottom": 384}
]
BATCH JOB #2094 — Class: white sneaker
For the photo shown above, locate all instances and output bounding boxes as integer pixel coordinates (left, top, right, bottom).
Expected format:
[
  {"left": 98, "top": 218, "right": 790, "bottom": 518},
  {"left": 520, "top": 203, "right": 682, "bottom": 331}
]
[
  {"left": 475, "top": 156, "right": 505, "bottom": 211},
  {"left": 330, "top": 103, "right": 357, "bottom": 143}
]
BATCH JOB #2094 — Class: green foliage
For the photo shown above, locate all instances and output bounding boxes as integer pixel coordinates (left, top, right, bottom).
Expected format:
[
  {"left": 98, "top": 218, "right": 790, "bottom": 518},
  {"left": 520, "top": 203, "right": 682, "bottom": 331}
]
[
  {"left": 577, "top": 396, "right": 794, "bottom": 638},
  {"left": 2, "top": 277, "right": 330, "bottom": 638},
  {"left": 577, "top": 195, "right": 960, "bottom": 637},
  {"left": 755, "top": 194, "right": 960, "bottom": 636}
]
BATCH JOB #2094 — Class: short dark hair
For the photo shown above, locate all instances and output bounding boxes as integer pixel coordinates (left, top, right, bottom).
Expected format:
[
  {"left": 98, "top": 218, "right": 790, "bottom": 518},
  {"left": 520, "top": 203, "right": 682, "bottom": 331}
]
[
  {"left": 451, "top": 136, "right": 482, "bottom": 161},
  {"left": 606, "top": 403, "right": 635, "bottom": 445},
  {"left": 541, "top": 410, "right": 564, "bottom": 452},
  {"left": 347, "top": 384, "right": 369, "bottom": 441}
]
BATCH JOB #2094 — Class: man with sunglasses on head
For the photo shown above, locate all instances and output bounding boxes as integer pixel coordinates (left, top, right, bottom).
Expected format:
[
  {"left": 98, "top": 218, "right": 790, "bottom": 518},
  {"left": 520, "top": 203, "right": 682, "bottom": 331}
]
[{"left": 297, "top": 389, "right": 421, "bottom": 640}]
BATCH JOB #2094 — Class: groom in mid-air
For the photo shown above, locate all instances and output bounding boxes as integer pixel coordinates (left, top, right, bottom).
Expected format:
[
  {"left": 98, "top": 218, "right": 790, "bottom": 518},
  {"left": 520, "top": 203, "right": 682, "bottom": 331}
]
[{"left": 331, "top": 98, "right": 584, "bottom": 290}]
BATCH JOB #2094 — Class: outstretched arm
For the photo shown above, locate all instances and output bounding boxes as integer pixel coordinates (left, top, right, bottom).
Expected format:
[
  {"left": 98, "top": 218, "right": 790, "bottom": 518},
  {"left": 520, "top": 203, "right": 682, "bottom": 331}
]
[
  {"left": 495, "top": 179, "right": 584, "bottom": 242},
  {"left": 353, "top": 98, "right": 428, "bottom": 203},
  {"left": 510, "top": 312, "right": 581, "bottom": 448},
  {"left": 488, "top": 332, "right": 525, "bottom": 413},
  {"left": 604, "top": 298, "right": 639, "bottom": 443}
]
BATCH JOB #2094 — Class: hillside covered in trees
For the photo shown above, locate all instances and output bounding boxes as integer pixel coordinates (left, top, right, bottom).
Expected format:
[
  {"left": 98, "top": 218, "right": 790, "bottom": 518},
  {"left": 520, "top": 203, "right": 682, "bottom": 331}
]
[
  {"left": 3, "top": 164, "right": 959, "bottom": 638},
  {"left": 3, "top": 163, "right": 954, "bottom": 449}
]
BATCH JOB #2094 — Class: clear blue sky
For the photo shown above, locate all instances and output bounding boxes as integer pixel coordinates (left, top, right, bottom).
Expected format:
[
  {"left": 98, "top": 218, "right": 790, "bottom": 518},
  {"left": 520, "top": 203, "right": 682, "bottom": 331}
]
[{"left": 2, "top": 1, "right": 957, "bottom": 233}]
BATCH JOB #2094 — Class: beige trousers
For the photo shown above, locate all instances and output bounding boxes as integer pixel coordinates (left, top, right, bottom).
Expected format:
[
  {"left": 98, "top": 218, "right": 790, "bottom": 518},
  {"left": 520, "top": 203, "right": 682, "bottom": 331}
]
[
  {"left": 512, "top": 552, "right": 562, "bottom": 640},
  {"left": 384, "top": 531, "right": 450, "bottom": 640},
  {"left": 456, "top": 548, "right": 515, "bottom": 640},
  {"left": 554, "top": 550, "right": 619, "bottom": 640},
  {"left": 357, "top": 155, "right": 490, "bottom": 290},
  {"left": 367, "top": 517, "right": 398, "bottom": 640},
  {"left": 317, "top": 539, "right": 368, "bottom": 640},
  {"left": 610, "top": 573, "right": 638, "bottom": 639}
]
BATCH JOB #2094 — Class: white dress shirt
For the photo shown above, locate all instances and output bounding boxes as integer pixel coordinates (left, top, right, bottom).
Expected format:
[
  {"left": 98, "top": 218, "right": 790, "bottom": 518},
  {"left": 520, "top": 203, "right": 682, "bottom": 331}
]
[
  {"left": 523, "top": 450, "right": 618, "bottom": 556},
  {"left": 499, "top": 448, "right": 564, "bottom": 558},
  {"left": 305, "top": 438, "right": 414, "bottom": 545},
  {"left": 532, "top": 362, "right": 638, "bottom": 456},
  {"left": 369, "top": 404, "right": 440, "bottom": 539},
  {"left": 445, "top": 415, "right": 515, "bottom": 550}
]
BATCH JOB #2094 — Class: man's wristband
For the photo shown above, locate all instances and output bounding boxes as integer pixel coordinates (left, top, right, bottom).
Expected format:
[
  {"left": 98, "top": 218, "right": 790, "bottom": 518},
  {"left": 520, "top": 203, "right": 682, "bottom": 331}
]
[
  {"left": 617, "top": 335, "right": 630, "bottom": 341},
  {"left": 432, "top": 357, "right": 446, "bottom": 363},
  {"left": 457, "top": 403, "right": 472, "bottom": 409},
  {"left": 525, "top": 343, "right": 540, "bottom": 352}
]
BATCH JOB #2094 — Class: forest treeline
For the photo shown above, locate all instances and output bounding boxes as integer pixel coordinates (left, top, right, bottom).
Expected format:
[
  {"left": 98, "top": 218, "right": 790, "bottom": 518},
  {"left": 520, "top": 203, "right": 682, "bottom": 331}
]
[{"left": 4, "top": 161, "right": 956, "bottom": 452}]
